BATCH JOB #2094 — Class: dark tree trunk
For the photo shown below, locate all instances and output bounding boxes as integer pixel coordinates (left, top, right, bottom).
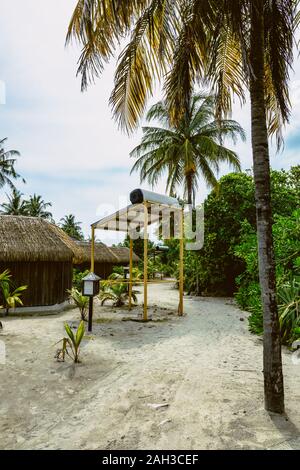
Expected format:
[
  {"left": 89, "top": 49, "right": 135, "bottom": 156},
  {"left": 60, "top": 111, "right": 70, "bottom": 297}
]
[
  {"left": 249, "top": 0, "right": 284, "bottom": 413},
  {"left": 186, "top": 172, "right": 193, "bottom": 206}
]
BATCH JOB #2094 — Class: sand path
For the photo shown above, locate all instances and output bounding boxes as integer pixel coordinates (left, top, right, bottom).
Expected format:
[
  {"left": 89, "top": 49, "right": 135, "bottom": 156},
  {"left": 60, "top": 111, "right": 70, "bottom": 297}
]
[{"left": 0, "top": 283, "right": 299, "bottom": 450}]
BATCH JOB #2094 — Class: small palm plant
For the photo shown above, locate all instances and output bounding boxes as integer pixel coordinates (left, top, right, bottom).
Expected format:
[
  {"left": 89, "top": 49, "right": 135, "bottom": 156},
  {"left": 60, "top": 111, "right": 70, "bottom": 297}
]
[
  {"left": 0, "top": 270, "right": 27, "bottom": 315},
  {"left": 100, "top": 273, "right": 138, "bottom": 307},
  {"left": 56, "top": 321, "right": 85, "bottom": 363},
  {"left": 67, "top": 287, "right": 89, "bottom": 321},
  {"left": 1, "top": 283, "right": 28, "bottom": 315}
]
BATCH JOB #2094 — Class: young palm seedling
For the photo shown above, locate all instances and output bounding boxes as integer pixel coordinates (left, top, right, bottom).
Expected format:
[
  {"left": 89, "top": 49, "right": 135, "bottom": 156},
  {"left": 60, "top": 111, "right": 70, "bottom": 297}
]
[
  {"left": 100, "top": 273, "right": 138, "bottom": 307},
  {"left": 1, "top": 281, "right": 27, "bottom": 316},
  {"left": 67, "top": 287, "right": 89, "bottom": 321},
  {"left": 55, "top": 320, "right": 85, "bottom": 363}
]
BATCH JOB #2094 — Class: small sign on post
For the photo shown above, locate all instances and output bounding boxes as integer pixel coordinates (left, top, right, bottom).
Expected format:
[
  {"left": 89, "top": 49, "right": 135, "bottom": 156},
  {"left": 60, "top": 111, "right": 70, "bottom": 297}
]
[{"left": 82, "top": 272, "right": 101, "bottom": 332}]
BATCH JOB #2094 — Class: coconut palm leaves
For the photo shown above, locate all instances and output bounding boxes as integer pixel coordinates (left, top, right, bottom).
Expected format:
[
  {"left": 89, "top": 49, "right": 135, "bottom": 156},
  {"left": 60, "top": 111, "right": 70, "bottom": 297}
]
[
  {"left": 130, "top": 94, "right": 244, "bottom": 205},
  {"left": 67, "top": 1, "right": 297, "bottom": 142},
  {"left": 0, "top": 189, "right": 27, "bottom": 215},
  {"left": 24, "top": 194, "right": 53, "bottom": 220},
  {"left": 56, "top": 321, "right": 85, "bottom": 363},
  {"left": 0, "top": 270, "right": 27, "bottom": 315},
  {"left": 0, "top": 138, "right": 25, "bottom": 191},
  {"left": 60, "top": 214, "right": 84, "bottom": 240}
]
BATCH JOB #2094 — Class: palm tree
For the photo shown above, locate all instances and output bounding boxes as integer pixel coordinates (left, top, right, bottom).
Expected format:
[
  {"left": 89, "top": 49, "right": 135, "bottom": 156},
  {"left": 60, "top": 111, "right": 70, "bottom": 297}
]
[
  {"left": 130, "top": 94, "right": 244, "bottom": 206},
  {"left": 24, "top": 194, "right": 53, "bottom": 220},
  {"left": 0, "top": 189, "right": 27, "bottom": 215},
  {"left": 0, "top": 138, "right": 25, "bottom": 191},
  {"left": 67, "top": 0, "right": 297, "bottom": 413},
  {"left": 60, "top": 214, "right": 84, "bottom": 240}
]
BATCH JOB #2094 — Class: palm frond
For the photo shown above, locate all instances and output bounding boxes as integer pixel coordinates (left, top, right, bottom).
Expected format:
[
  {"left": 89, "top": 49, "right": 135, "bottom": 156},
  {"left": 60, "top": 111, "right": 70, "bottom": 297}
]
[{"left": 110, "top": 0, "right": 177, "bottom": 132}]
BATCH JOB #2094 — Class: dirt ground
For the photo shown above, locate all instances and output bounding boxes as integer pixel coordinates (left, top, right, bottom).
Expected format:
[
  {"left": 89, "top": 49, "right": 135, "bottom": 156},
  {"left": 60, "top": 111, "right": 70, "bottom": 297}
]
[{"left": 0, "top": 283, "right": 299, "bottom": 450}]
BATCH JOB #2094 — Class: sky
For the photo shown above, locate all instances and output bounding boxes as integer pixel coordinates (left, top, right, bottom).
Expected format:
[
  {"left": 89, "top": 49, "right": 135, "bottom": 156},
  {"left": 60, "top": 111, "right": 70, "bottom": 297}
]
[{"left": 0, "top": 0, "right": 299, "bottom": 243}]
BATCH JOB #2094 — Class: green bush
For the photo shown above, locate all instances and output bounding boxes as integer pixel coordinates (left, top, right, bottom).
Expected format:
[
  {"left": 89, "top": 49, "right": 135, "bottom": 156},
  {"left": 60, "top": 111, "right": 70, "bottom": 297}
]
[
  {"left": 234, "top": 209, "right": 300, "bottom": 344},
  {"left": 72, "top": 268, "right": 90, "bottom": 291}
]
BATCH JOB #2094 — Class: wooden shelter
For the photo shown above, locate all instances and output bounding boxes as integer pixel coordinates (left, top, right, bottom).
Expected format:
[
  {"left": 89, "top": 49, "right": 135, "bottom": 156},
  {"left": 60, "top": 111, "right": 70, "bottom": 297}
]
[
  {"left": 91, "top": 193, "right": 184, "bottom": 321},
  {"left": 73, "top": 241, "right": 140, "bottom": 278},
  {"left": 0, "top": 215, "right": 82, "bottom": 309}
]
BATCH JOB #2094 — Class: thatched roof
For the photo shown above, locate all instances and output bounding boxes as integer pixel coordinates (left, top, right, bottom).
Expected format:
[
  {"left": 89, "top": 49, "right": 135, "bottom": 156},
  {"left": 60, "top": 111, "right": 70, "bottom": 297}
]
[
  {"left": 109, "top": 246, "right": 140, "bottom": 264},
  {"left": 74, "top": 241, "right": 140, "bottom": 265},
  {"left": 0, "top": 215, "right": 83, "bottom": 262}
]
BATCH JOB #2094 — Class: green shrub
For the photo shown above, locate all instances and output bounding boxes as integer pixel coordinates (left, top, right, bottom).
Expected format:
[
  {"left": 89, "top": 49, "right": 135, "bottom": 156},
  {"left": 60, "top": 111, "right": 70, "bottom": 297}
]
[
  {"left": 278, "top": 276, "right": 300, "bottom": 344},
  {"left": 72, "top": 268, "right": 90, "bottom": 290},
  {"left": 234, "top": 210, "right": 300, "bottom": 344}
]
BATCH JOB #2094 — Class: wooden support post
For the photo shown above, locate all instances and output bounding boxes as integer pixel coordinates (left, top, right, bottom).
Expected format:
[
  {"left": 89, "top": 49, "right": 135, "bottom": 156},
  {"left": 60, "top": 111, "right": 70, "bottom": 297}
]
[
  {"left": 179, "top": 209, "right": 184, "bottom": 316},
  {"left": 88, "top": 296, "right": 93, "bottom": 332},
  {"left": 143, "top": 203, "right": 148, "bottom": 321},
  {"left": 128, "top": 237, "right": 133, "bottom": 311},
  {"left": 91, "top": 225, "right": 95, "bottom": 273}
]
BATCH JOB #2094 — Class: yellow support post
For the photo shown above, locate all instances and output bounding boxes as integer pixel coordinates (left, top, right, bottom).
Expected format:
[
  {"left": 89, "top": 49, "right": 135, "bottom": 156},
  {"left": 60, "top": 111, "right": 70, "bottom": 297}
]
[
  {"left": 178, "top": 209, "right": 184, "bottom": 316},
  {"left": 143, "top": 203, "right": 148, "bottom": 321},
  {"left": 128, "top": 237, "right": 133, "bottom": 311},
  {"left": 91, "top": 225, "right": 95, "bottom": 272}
]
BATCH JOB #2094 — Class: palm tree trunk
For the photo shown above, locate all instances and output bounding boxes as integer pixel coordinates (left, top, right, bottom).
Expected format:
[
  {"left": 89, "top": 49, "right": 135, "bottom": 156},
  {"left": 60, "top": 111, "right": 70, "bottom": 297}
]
[
  {"left": 186, "top": 172, "right": 193, "bottom": 206},
  {"left": 250, "top": 0, "right": 284, "bottom": 414}
]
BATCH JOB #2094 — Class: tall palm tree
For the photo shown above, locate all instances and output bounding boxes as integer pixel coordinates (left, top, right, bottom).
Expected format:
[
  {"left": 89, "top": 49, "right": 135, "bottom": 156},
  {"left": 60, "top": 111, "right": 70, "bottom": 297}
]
[
  {"left": 0, "top": 189, "right": 27, "bottom": 215},
  {"left": 67, "top": 0, "right": 297, "bottom": 413},
  {"left": 0, "top": 138, "right": 25, "bottom": 191},
  {"left": 60, "top": 214, "right": 84, "bottom": 240},
  {"left": 24, "top": 194, "right": 53, "bottom": 220},
  {"left": 131, "top": 94, "right": 244, "bottom": 206}
]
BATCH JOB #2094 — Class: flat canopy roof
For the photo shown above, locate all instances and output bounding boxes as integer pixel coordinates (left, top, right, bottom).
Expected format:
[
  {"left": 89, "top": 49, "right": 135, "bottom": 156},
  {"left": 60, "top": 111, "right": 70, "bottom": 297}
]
[{"left": 92, "top": 202, "right": 182, "bottom": 233}]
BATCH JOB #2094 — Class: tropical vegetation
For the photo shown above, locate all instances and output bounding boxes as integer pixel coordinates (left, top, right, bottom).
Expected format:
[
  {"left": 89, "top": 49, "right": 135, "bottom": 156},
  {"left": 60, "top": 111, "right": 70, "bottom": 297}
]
[
  {"left": 0, "top": 189, "right": 27, "bottom": 215},
  {"left": 67, "top": 0, "right": 298, "bottom": 413},
  {"left": 100, "top": 273, "right": 139, "bottom": 307},
  {"left": 0, "top": 191, "right": 53, "bottom": 220},
  {"left": 60, "top": 214, "right": 84, "bottom": 240},
  {"left": 0, "top": 269, "right": 27, "bottom": 315},
  {"left": 23, "top": 194, "right": 53, "bottom": 220},
  {"left": 161, "top": 167, "right": 299, "bottom": 344},
  {"left": 0, "top": 138, "right": 24, "bottom": 191}
]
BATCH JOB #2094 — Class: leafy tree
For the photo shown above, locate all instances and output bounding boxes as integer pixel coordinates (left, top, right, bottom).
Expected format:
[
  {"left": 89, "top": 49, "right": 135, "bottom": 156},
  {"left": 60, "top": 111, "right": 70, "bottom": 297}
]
[
  {"left": 0, "top": 189, "right": 27, "bottom": 215},
  {"left": 72, "top": 268, "right": 90, "bottom": 291},
  {"left": 121, "top": 233, "right": 154, "bottom": 260},
  {"left": 0, "top": 138, "right": 25, "bottom": 191},
  {"left": 235, "top": 209, "right": 300, "bottom": 345},
  {"left": 68, "top": 0, "right": 298, "bottom": 413},
  {"left": 24, "top": 194, "right": 53, "bottom": 220},
  {"left": 60, "top": 214, "right": 84, "bottom": 240},
  {"left": 131, "top": 95, "right": 244, "bottom": 206}
]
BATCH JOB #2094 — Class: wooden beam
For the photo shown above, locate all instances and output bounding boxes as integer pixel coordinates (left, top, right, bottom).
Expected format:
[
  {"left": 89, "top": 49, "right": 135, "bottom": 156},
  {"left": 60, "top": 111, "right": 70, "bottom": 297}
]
[
  {"left": 143, "top": 203, "right": 148, "bottom": 321},
  {"left": 178, "top": 209, "right": 184, "bottom": 315},
  {"left": 91, "top": 226, "right": 95, "bottom": 273},
  {"left": 128, "top": 237, "right": 133, "bottom": 311}
]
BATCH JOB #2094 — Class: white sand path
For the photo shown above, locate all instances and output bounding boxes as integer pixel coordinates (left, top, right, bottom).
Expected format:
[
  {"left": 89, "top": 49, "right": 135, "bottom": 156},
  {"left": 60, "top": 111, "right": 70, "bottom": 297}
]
[{"left": 0, "top": 283, "right": 299, "bottom": 450}]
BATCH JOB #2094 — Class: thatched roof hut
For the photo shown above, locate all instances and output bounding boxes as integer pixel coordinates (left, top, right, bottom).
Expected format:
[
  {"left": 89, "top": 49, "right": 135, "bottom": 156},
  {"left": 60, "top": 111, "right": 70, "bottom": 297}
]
[
  {"left": 74, "top": 241, "right": 139, "bottom": 278},
  {"left": 0, "top": 215, "right": 81, "bottom": 309}
]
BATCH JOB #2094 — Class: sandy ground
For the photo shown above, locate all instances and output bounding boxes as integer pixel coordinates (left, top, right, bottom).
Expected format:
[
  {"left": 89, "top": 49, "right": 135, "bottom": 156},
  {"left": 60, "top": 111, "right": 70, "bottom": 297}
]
[{"left": 0, "top": 282, "right": 299, "bottom": 450}]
